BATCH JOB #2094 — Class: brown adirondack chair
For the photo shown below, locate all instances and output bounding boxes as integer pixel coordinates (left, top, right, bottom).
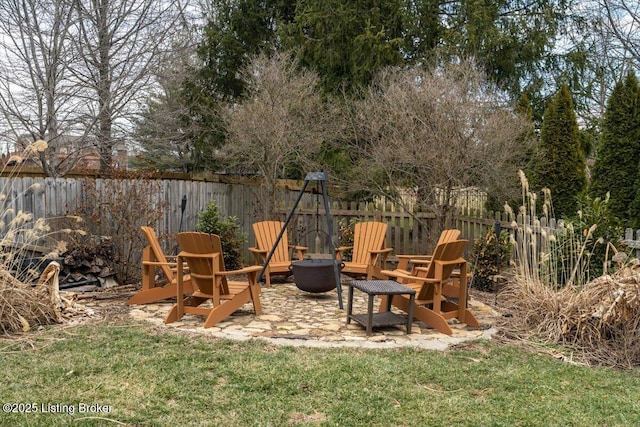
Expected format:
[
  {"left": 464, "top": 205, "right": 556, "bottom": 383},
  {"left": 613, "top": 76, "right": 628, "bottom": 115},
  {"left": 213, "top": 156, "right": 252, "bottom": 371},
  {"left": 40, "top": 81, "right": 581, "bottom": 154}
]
[
  {"left": 249, "top": 220, "right": 308, "bottom": 287},
  {"left": 128, "top": 226, "right": 193, "bottom": 305},
  {"left": 380, "top": 239, "right": 479, "bottom": 335},
  {"left": 391, "top": 229, "right": 461, "bottom": 281},
  {"left": 336, "top": 221, "right": 393, "bottom": 280},
  {"left": 164, "top": 232, "right": 262, "bottom": 328}
]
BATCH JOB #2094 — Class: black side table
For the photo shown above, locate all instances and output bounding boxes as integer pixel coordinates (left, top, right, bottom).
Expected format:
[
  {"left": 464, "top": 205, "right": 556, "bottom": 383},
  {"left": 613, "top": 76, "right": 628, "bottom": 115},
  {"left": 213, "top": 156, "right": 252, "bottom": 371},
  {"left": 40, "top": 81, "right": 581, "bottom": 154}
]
[{"left": 346, "top": 280, "right": 416, "bottom": 336}]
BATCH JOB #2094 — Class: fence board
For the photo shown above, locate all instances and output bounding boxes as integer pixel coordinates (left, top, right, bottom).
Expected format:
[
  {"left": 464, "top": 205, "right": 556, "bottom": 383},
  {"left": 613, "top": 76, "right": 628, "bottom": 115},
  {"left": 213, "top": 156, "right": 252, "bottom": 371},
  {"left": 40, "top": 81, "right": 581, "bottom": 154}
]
[
  {"left": 9, "top": 175, "right": 637, "bottom": 267},
  {"left": 624, "top": 228, "right": 640, "bottom": 257}
]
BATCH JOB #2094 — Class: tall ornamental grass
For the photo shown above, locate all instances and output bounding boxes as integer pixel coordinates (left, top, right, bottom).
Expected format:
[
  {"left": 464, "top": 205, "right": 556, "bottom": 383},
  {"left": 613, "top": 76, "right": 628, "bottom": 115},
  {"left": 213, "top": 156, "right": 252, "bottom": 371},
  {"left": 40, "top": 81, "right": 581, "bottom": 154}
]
[
  {"left": 0, "top": 141, "right": 86, "bottom": 334},
  {"left": 501, "top": 170, "right": 640, "bottom": 368}
]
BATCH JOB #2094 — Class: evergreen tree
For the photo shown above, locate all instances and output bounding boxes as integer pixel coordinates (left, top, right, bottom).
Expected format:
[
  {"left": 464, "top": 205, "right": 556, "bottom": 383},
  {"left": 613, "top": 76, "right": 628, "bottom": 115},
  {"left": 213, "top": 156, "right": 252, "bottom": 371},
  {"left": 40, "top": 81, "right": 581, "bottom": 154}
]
[
  {"left": 281, "top": 0, "right": 405, "bottom": 94},
  {"left": 280, "top": 0, "right": 564, "bottom": 98},
  {"left": 196, "top": 0, "right": 287, "bottom": 101},
  {"left": 531, "top": 84, "right": 586, "bottom": 217},
  {"left": 441, "top": 0, "right": 566, "bottom": 100},
  {"left": 167, "top": 0, "right": 290, "bottom": 172},
  {"left": 486, "top": 92, "right": 536, "bottom": 212},
  {"left": 629, "top": 164, "right": 640, "bottom": 228},
  {"left": 133, "top": 84, "right": 195, "bottom": 172},
  {"left": 590, "top": 72, "right": 640, "bottom": 224},
  {"left": 400, "top": 0, "right": 442, "bottom": 63}
]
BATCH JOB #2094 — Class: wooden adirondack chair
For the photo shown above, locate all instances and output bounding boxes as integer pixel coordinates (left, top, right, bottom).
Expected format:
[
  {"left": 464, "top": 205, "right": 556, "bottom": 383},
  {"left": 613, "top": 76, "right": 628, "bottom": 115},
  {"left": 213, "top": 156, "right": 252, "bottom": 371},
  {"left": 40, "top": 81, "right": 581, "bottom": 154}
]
[
  {"left": 336, "top": 221, "right": 393, "bottom": 280},
  {"left": 127, "top": 226, "right": 193, "bottom": 305},
  {"left": 249, "top": 220, "right": 308, "bottom": 287},
  {"left": 164, "top": 232, "right": 262, "bottom": 328},
  {"left": 391, "top": 229, "right": 461, "bottom": 280},
  {"left": 380, "top": 239, "right": 479, "bottom": 335}
]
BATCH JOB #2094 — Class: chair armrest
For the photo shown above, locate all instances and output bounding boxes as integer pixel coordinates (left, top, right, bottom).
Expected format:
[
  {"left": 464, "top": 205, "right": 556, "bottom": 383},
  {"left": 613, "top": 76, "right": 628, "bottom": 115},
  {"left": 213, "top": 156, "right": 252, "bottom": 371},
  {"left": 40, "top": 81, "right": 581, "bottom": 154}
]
[
  {"left": 413, "top": 258, "right": 466, "bottom": 270},
  {"left": 432, "top": 258, "right": 466, "bottom": 268},
  {"left": 178, "top": 251, "right": 219, "bottom": 259},
  {"left": 412, "top": 258, "right": 466, "bottom": 280},
  {"left": 335, "top": 246, "right": 352, "bottom": 261},
  {"left": 410, "top": 255, "right": 433, "bottom": 261},
  {"left": 399, "top": 275, "right": 439, "bottom": 284},
  {"left": 248, "top": 247, "right": 267, "bottom": 264},
  {"left": 395, "top": 254, "right": 415, "bottom": 271},
  {"left": 142, "top": 260, "right": 176, "bottom": 267},
  {"left": 381, "top": 269, "right": 410, "bottom": 280},
  {"left": 290, "top": 245, "right": 308, "bottom": 260},
  {"left": 217, "top": 265, "right": 262, "bottom": 276},
  {"left": 389, "top": 266, "right": 440, "bottom": 284},
  {"left": 395, "top": 254, "right": 433, "bottom": 269},
  {"left": 142, "top": 259, "right": 189, "bottom": 270},
  {"left": 369, "top": 247, "right": 393, "bottom": 268},
  {"left": 370, "top": 248, "right": 393, "bottom": 255}
]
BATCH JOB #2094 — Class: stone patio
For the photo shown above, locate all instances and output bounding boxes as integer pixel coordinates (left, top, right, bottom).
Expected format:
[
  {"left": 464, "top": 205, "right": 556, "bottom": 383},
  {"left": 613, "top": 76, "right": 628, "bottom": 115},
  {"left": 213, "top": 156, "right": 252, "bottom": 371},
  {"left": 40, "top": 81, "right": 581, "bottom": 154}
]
[{"left": 125, "top": 279, "right": 501, "bottom": 350}]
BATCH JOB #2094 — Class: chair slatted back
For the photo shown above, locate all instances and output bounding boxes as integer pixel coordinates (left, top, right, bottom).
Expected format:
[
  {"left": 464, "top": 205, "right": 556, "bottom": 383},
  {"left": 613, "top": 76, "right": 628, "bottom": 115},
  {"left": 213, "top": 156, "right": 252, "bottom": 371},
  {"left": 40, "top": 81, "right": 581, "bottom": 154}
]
[
  {"left": 141, "top": 226, "right": 175, "bottom": 282},
  {"left": 351, "top": 221, "right": 388, "bottom": 265},
  {"left": 415, "top": 239, "right": 468, "bottom": 301},
  {"left": 438, "top": 229, "right": 461, "bottom": 246},
  {"left": 176, "top": 232, "right": 226, "bottom": 294},
  {"left": 253, "top": 221, "right": 289, "bottom": 263}
]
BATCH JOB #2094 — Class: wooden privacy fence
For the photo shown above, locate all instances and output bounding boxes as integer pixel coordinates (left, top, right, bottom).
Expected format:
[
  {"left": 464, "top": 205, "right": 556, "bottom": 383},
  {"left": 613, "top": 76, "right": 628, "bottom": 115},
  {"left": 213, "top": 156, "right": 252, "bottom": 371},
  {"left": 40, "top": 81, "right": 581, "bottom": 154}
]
[
  {"left": 0, "top": 175, "right": 464, "bottom": 263},
  {"left": 3, "top": 174, "right": 639, "bottom": 266},
  {"left": 0, "top": 175, "right": 252, "bottom": 247},
  {"left": 273, "top": 194, "right": 438, "bottom": 257}
]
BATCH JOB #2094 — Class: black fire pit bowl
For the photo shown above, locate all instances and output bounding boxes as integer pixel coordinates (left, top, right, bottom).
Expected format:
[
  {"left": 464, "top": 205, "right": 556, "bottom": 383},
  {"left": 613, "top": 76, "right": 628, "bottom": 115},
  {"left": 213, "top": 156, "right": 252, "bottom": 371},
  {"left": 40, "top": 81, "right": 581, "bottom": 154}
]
[{"left": 289, "top": 259, "right": 344, "bottom": 293}]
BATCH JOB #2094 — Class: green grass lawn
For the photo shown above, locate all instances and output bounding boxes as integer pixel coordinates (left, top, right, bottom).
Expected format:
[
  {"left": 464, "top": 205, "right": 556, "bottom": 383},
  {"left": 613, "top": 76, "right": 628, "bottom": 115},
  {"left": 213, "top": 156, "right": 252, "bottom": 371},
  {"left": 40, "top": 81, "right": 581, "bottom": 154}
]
[{"left": 2, "top": 320, "right": 639, "bottom": 426}]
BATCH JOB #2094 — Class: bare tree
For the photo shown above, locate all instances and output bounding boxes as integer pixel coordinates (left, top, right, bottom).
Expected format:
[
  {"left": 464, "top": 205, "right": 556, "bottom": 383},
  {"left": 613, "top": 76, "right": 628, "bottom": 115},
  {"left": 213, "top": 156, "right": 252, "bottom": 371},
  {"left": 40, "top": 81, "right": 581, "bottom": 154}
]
[
  {"left": 222, "top": 52, "right": 342, "bottom": 220},
  {"left": 555, "top": 0, "right": 637, "bottom": 126},
  {"left": 351, "top": 60, "right": 534, "bottom": 239},
  {"left": 0, "top": 0, "right": 194, "bottom": 176},
  {"left": 0, "top": 0, "right": 89, "bottom": 176},
  {"left": 132, "top": 5, "right": 209, "bottom": 172},
  {"left": 601, "top": 0, "right": 640, "bottom": 65},
  {"left": 70, "top": 0, "right": 189, "bottom": 173}
]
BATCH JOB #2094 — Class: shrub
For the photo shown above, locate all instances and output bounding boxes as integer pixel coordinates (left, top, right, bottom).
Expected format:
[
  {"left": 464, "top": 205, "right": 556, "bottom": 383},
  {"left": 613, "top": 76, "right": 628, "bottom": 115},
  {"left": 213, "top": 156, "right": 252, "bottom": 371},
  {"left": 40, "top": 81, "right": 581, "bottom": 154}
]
[
  {"left": 71, "top": 174, "right": 167, "bottom": 284},
  {"left": 196, "top": 201, "right": 246, "bottom": 270},
  {"left": 471, "top": 226, "right": 513, "bottom": 292}
]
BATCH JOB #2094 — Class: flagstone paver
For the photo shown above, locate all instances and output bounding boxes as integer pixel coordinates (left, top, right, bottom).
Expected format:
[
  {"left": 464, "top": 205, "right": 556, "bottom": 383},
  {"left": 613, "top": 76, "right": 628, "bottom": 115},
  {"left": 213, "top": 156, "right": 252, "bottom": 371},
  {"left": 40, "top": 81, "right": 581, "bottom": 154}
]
[{"left": 124, "top": 281, "right": 501, "bottom": 350}]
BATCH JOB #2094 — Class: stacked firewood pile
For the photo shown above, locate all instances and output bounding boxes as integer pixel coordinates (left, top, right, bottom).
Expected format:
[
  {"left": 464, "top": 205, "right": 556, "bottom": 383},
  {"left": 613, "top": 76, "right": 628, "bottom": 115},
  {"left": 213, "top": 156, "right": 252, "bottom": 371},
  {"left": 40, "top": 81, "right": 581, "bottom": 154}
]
[
  {"left": 500, "top": 259, "right": 640, "bottom": 368},
  {"left": 15, "top": 236, "right": 118, "bottom": 290},
  {"left": 60, "top": 239, "right": 117, "bottom": 289}
]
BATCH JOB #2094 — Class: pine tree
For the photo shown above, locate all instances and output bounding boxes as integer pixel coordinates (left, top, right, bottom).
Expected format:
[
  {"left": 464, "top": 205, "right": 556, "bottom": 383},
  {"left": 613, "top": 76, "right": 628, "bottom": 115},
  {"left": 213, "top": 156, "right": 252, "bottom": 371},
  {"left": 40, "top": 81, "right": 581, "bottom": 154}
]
[
  {"left": 590, "top": 72, "right": 640, "bottom": 224},
  {"left": 486, "top": 92, "right": 536, "bottom": 212},
  {"left": 195, "top": 0, "right": 284, "bottom": 101},
  {"left": 280, "top": 0, "right": 405, "bottom": 94},
  {"left": 628, "top": 163, "right": 640, "bottom": 228},
  {"left": 531, "top": 84, "right": 586, "bottom": 217}
]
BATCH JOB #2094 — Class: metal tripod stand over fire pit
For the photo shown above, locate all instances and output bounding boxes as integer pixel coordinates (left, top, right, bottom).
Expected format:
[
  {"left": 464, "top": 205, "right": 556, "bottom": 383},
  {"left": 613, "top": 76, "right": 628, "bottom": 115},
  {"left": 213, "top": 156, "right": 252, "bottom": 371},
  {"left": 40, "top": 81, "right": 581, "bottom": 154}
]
[{"left": 258, "top": 172, "right": 343, "bottom": 309}]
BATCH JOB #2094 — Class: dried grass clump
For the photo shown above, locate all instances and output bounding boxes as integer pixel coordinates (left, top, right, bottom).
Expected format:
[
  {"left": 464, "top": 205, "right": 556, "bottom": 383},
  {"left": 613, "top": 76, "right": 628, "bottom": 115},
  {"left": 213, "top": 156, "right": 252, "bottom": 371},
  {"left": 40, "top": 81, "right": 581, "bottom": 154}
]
[
  {"left": 0, "top": 140, "right": 94, "bottom": 335},
  {"left": 0, "top": 262, "right": 93, "bottom": 335},
  {"left": 500, "top": 260, "right": 640, "bottom": 368}
]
